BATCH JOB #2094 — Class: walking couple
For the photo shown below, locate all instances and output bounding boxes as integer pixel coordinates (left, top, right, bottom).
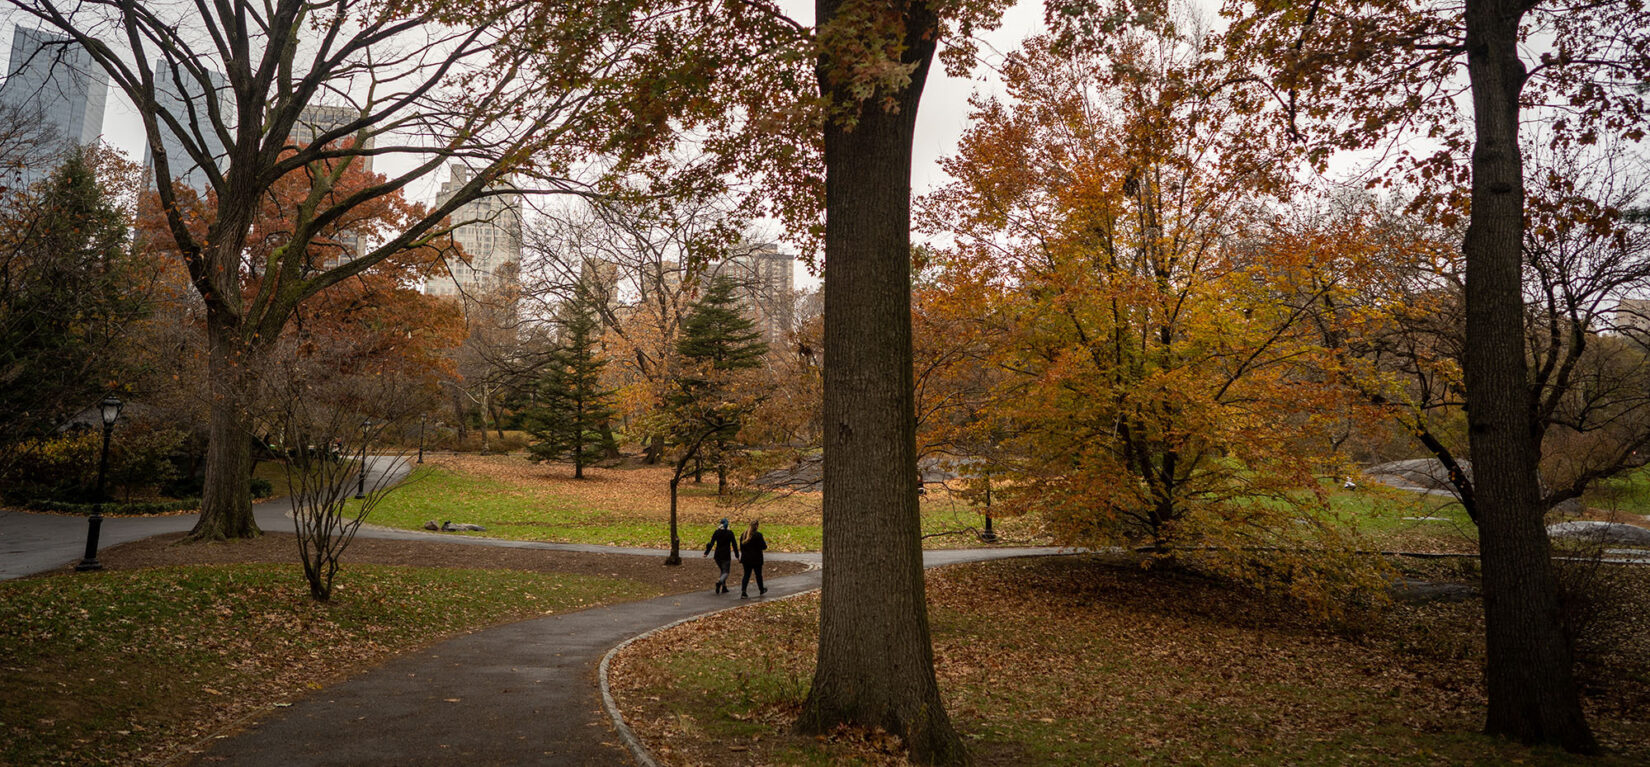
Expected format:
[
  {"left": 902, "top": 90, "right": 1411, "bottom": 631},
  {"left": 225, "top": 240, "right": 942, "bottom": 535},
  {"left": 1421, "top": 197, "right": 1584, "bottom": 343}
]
[{"left": 702, "top": 518, "right": 767, "bottom": 599}]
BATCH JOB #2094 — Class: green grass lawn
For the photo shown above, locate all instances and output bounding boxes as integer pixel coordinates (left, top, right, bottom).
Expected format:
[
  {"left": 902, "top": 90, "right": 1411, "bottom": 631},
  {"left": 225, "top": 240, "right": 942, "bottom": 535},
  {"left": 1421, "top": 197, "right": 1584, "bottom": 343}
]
[
  {"left": 359, "top": 458, "right": 1043, "bottom": 552},
  {"left": 1584, "top": 465, "right": 1650, "bottom": 517},
  {"left": 1327, "top": 482, "right": 1478, "bottom": 552},
  {"left": 612, "top": 556, "right": 1650, "bottom": 765},
  {"left": 0, "top": 563, "right": 657, "bottom": 766}
]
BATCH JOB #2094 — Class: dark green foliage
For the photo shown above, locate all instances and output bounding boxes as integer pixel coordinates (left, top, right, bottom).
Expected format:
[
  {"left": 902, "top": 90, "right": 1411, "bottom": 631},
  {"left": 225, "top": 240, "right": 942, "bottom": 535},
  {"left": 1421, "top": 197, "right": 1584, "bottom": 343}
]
[
  {"left": 23, "top": 498, "right": 201, "bottom": 515},
  {"left": 2, "top": 421, "right": 188, "bottom": 504},
  {"left": 0, "top": 150, "right": 147, "bottom": 469},
  {"left": 676, "top": 276, "right": 767, "bottom": 373},
  {"left": 525, "top": 288, "right": 616, "bottom": 478},
  {"left": 668, "top": 275, "right": 767, "bottom": 490}
]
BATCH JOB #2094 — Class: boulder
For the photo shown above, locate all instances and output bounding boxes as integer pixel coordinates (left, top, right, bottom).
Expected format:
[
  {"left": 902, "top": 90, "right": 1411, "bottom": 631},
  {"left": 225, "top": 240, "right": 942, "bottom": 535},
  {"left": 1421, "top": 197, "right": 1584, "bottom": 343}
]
[
  {"left": 1547, "top": 521, "right": 1650, "bottom": 548},
  {"left": 423, "top": 520, "right": 440, "bottom": 531},
  {"left": 441, "top": 521, "right": 486, "bottom": 532},
  {"left": 1365, "top": 458, "right": 1470, "bottom": 493}
]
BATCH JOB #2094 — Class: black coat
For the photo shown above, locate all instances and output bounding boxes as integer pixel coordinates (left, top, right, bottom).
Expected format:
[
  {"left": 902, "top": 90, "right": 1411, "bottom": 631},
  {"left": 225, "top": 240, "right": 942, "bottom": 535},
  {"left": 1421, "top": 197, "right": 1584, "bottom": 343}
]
[
  {"left": 740, "top": 532, "right": 767, "bottom": 564},
  {"left": 704, "top": 528, "right": 739, "bottom": 561}
]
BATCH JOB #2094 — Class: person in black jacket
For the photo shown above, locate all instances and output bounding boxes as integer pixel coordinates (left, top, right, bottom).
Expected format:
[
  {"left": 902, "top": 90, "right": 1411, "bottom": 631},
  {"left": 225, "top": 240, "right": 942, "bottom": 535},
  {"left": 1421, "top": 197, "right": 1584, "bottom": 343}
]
[
  {"left": 702, "top": 518, "right": 740, "bottom": 594},
  {"left": 739, "top": 520, "right": 768, "bottom": 599}
]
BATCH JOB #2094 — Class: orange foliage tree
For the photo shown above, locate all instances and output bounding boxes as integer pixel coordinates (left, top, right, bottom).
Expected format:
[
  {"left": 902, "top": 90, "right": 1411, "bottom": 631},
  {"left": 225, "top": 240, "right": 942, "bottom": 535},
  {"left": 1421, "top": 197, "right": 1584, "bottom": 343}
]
[
  {"left": 135, "top": 151, "right": 464, "bottom": 456},
  {"left": 922, "top": 10, "right": 1385, "bottom": 601}
]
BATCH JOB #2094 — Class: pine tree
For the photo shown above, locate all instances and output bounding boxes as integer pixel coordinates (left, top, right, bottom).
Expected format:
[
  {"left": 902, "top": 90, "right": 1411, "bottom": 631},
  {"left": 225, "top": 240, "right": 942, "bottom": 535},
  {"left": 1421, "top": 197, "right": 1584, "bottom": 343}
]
[
  {"left": 525, "top": 288, "right": 615, "bottom": 479},
  {"left": 660, "top": 274, "right": 768, "bottom": 565},
  {"left": 0, "top": 148, "right": 144, "bottom": 464},
  {"left": 673, "top": 275, "right": 767, "bottom": 494}
]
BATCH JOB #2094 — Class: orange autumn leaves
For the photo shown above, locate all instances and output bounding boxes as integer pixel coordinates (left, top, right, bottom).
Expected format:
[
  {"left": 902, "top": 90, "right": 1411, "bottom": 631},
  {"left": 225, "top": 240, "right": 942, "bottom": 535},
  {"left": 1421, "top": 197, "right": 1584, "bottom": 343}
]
[
  {"left": 134, "top": 146, "right": 463, "bottom": 386},
  {"left": 918, "top": 17, "right": 1394, "bottom": 603}
]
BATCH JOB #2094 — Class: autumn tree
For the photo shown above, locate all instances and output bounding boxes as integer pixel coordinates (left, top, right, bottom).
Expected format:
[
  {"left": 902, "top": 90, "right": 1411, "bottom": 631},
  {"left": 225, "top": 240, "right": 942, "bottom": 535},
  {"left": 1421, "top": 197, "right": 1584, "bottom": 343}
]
[
  {"left": 1222, "top": 0, "right": 1650, "bottom": 747},
  {"left": 793, "top": 0, "right": 1015, "bottom": 761},
  {"left": 521, "top": 193, "right": 757, "bottom": 463},
  {"left": 923, "top": 13, "right": 1383, "bottom": 601},
  {"left": 260, "top": 329, "right": 433, "bottom": 602},
  {"left": 525, "top": 287, "right": 616, "bottom": 479},
  {"left": 6, "top": 0, "right": 738, "bottom": 541}
]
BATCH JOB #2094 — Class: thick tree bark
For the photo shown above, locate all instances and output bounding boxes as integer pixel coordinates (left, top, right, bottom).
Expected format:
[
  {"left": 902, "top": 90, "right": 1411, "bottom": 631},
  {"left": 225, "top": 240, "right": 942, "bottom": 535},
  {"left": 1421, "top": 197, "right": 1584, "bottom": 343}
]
[
  {"left": 797, "top": 2, "right": 966, "bottom": 764},
  {"left": 189, "top": 317, "right": 260, "bottom": 541},
  {"left": 1461, "top": 0, "right": 1595, "bottom": 752}
]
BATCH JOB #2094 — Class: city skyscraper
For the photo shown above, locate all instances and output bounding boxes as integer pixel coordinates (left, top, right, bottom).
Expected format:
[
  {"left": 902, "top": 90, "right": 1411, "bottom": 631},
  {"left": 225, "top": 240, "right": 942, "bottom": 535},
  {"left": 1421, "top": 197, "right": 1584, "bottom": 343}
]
[
  {"left": 293, "top": 104, "right": 374, "bottom": 267},
  {"left": 424, "top": 163, "right": 523, "bottom": 300},
  {"left": 0, "top": 26, "right": 108, "bottom": 189},
  {"left": 143, "top": 60, "right": 229, "bottom": 195},
  {"left": 710, "top": 242, "right": 797, "bottom": 346}
]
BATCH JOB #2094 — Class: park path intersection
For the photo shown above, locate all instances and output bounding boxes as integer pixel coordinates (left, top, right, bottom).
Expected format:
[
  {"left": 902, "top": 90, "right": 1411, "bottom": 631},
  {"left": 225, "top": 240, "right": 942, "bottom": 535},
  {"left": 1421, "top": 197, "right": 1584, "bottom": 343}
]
[{"left": 0, "top": 457, "right": 1063, "bottom": 766}]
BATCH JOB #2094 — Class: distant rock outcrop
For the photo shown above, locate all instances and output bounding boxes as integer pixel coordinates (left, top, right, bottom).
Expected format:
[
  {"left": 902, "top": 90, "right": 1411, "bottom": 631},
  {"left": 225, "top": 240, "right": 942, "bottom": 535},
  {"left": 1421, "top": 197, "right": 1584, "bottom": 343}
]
[{"left": 1547, "top": 521, "right": 1650, "bottom": 548}]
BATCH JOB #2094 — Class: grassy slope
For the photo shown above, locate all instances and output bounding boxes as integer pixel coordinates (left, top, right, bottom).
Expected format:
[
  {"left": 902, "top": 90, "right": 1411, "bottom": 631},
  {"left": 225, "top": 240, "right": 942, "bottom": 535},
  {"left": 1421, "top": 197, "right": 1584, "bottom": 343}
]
[
  {"left": 361, "top": 457, "right": 1043, "bottom": 551},
  {"left": 0, "top": 564, "right": 657, "bottom": 766}
]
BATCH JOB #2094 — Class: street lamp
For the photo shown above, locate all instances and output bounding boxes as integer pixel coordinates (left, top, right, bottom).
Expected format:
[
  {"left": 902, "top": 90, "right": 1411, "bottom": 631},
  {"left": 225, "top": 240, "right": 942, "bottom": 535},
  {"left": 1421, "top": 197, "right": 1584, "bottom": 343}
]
[
  {"left": 417, "top": 416, "right": 426, "bottom": 464},
  {"left": 354, "top": 418, "right": 372, "bottom": 499},
  {"left": 978, "top": 469, "right": 997, "bottom": 543},
  {"left": 76, "top": 394, "right": 123, "bottom": 572}
]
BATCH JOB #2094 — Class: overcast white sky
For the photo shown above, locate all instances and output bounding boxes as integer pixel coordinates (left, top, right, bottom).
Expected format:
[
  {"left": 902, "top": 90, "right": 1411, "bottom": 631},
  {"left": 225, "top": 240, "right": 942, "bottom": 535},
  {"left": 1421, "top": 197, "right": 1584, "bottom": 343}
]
[
  {"left": 5, "top": 3, "right": 1048, "bottom": 292},
  {"left": 11, "top": 2, "right": 1044, "bottom": 202}
]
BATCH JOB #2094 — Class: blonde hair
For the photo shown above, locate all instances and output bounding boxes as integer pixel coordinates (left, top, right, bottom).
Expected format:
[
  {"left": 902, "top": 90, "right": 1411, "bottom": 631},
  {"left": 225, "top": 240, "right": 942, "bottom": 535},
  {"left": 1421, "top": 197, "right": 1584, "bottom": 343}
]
[{"left": 741, "top": 519, "right": 760, "bottom": 544}]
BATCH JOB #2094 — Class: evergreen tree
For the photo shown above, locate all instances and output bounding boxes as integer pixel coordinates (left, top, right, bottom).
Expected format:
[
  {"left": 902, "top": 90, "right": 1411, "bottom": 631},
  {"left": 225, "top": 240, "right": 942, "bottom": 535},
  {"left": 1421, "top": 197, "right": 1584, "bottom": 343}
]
[
  {"left": 0, "top": 148, "right": 146, "bottom": 472},
  {"left": 525, "top": 288, "right": 615, "bottom": 479},
  {"left": 672, "top": 275, "right": 767, "bottom": 494}
]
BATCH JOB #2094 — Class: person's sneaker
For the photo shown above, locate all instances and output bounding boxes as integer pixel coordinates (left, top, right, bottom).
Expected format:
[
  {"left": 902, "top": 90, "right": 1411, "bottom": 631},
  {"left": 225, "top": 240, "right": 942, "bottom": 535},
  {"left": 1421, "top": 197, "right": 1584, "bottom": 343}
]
[
  {"left": 759, "top": 587, "right": 768, "bottom": 595},
  {"left": 740, "top": 593, "right": 749, "bottom": 599}
]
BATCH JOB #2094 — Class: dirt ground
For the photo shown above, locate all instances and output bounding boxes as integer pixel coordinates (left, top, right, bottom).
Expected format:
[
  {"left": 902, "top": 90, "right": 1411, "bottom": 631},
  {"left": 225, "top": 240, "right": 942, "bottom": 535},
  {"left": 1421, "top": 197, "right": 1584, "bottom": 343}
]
[{"left": 38, "top": 531, "right": 809, "bottom": 593}]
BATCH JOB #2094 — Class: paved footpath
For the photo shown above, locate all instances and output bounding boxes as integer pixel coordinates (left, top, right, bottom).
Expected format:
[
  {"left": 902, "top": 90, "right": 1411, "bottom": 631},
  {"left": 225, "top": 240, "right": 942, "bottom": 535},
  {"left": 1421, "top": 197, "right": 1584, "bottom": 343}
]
[
  {"left": 0, "top": 462, "right": 1064, "bottom": 766},
  {"left": 193, "top": 547, "right": 1057, "bottom": 767},
  {"left": 1, "top": 455, "right": 413, "bottom": 580}
]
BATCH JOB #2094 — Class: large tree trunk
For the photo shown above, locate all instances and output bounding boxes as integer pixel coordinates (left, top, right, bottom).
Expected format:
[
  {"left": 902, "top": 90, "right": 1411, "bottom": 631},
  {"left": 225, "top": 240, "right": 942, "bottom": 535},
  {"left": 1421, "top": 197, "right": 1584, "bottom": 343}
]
[
  {"left": 797, "top": 2, "right": 965, "bottom": 764},
  {"left": 189, "top": 318, "right": 260, "bottom": 541},
  {"left": 1462, "top": 0, "right": 1595, "bottom": 752}
]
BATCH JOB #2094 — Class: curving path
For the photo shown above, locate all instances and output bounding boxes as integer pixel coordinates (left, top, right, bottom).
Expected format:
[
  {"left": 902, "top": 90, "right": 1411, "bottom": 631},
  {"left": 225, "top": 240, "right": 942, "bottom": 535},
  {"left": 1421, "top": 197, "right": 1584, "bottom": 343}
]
[
  {"left": 0, "top": 462, "right": 1067, "bottom": 766},
  {"left": 1, "top": 455, "right": 413, "bottom": 580},
  {"left": 190, "top": 547, "right": 1061, "bottom": 767}
]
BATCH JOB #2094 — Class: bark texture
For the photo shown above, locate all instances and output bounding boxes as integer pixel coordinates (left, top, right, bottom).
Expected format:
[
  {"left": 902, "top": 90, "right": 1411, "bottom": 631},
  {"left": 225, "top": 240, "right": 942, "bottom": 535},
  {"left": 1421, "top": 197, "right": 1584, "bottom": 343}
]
[
  {"left": 796, "top": 2, "right": 966, "bottom": 764},
  {"left": 1461, "top": 0, "right": 1595, "bottom": 752},
  {"left": 189, "top": 288, "right": 260, "bottom": 541}
]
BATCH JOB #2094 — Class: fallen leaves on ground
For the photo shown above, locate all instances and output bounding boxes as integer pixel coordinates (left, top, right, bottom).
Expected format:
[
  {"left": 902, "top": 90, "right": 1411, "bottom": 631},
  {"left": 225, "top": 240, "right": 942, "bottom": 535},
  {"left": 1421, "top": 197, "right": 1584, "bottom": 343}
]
[{"left": 610, "top": 555, "right": 1650, "bottom": 766}]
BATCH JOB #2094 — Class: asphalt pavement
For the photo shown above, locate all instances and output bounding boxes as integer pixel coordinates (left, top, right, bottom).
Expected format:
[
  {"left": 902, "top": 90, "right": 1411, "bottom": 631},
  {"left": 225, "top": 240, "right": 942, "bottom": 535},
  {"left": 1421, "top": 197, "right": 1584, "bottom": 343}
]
[{"left": 1, "top": 461, "right": 1065, "bottom": 767}]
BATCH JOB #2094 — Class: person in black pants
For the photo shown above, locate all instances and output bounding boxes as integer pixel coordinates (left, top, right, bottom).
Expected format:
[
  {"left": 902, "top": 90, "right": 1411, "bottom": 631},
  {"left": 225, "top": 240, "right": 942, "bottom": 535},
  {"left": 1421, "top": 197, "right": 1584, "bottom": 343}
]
[
  {"left": 739, "top": 520, "right": 768, "bottom": 599},
  {"left": 702, "top": 518, "right": 740, "bottom": 594}
]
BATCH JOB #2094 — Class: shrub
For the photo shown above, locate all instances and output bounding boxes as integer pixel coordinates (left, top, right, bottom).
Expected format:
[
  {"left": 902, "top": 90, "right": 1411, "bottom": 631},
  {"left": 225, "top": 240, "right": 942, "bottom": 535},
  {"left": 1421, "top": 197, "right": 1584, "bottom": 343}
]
[{"left": 23, "top": 498, "right": 200, "bottom": 515}]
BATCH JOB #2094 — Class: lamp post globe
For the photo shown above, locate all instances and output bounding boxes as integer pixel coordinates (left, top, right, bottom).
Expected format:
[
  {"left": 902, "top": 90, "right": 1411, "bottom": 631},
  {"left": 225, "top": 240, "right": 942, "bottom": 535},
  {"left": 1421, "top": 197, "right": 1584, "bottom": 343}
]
[{"left": 76, "top": 394, "right": 123, "bottom": 572}]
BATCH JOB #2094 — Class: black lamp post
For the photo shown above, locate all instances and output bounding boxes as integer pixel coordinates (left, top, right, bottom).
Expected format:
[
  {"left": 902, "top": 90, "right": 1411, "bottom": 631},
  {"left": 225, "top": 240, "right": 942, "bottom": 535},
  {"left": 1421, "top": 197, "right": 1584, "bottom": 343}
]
[
  {"left": 417, "top": 417, "right": 426, "bottom": 464},
  {"left": 76, "top": 394, "right": 123, "bottom": 572},
  {"left": 354, "top": 418, "right": 372, "bottom": 499},
  {"left": 979, "top": 469, "right": 997, "bottom": 543}
]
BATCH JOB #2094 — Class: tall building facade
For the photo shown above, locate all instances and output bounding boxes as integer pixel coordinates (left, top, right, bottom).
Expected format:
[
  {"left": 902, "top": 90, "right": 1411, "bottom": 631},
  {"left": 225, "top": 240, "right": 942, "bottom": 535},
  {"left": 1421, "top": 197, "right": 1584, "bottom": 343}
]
[
  {"left": 0, "top": 26, "right": 108, "bottom": 188},
  {"left": 143, "top": 60, "right": 228, "bottom": 195},
  {"left": 710, "top": 242, "right": 796, "bottom": 346},
  {"left": 424, "top": 163, "right": 523, "bottom": 299},
  {"left": 293, "top": 104, "right": 373, "bottom": 267}
]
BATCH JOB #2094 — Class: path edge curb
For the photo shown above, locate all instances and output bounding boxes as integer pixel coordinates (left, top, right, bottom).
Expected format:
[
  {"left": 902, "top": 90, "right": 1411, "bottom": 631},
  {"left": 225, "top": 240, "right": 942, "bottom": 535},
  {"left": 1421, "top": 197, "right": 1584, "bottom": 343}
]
[{"left": 599, "top": 587, "right": 819, "bottom": 767}]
